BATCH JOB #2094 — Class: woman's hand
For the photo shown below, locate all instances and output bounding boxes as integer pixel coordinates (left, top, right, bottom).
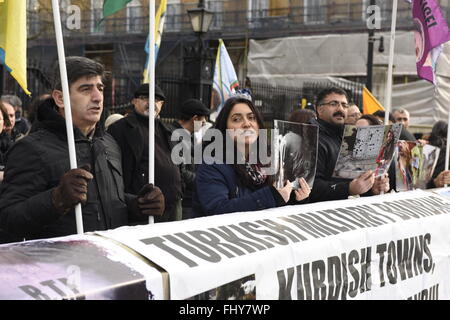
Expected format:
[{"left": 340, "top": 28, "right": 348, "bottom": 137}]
[
  {"left": 294, "top": 178, "right": 311, "bottom": 201},
  {"left": 277, "top": 181, "right": 293, "bottom": 203}
]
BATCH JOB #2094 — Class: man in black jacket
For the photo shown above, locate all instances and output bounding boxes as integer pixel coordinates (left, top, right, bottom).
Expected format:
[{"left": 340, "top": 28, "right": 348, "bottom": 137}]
[
  {"left": 309, "top": 87, "right": 390, "bottom": 203},
  {"left": 108, "top": 84, "right": 183, "bottom": 223},
  {"left": 0, "top": 57, "right": 164, "bottom": 243},
  {"left": 170, "top": 98, "right": 211, "bottom": 219}
]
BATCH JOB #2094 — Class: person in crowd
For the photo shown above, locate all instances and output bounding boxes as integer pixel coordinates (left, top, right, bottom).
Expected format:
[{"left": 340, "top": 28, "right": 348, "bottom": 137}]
[
  {"left": 170, "top": 98, "right": 211, "bottom": 219},
  {"left": 0, "top": 56, "right": 165, "bottom": 243},
  {"left": 108, "top": 83, "right": 183, "bottom": 222},
  {"left": 28, "top": 93, "right": 52, "bottom": 125},
  {"left": 288, "top": 108, "right": 316, "bottom": 124},
  {"left": 1, "top": 95, "right": 30, "bottom": 135},
  {"left": 192, "top": 97, "right": 311, "bottom": 217},
  {"left": 426, "top": 121, "right": 450, "bottom": 188},
  {"left": 355, "top": 114, "right": 382, "bottom": 127},
  {"left": 372, "top": 110, "right": 394, "bottom": 124},
  {"left": 0, "top": 101, "right": 12, "bottom": 181},
  {"left": 392, "top": 108, "right": 416, "bottom": 141},
  {"left": 344, "top": 102, "right": 362, "bottom": 125},
  {"left": 0, "top": 96, "right": 24, "bottom": 142},
  {"left": 308, "top": 87, "right": 390, "bottom": 203}
]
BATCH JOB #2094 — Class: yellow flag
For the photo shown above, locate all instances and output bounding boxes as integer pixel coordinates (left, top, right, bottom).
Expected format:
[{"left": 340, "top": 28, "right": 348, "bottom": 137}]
[
  {"left": 0, "top": 0, "right": 30, "bottom": 95},
  {"left": 362, "top": 87, "right": 384, "bottom": 114}
]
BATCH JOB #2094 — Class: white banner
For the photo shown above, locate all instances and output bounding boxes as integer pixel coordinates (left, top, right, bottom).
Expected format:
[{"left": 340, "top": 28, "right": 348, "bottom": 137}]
[{"left": 98, "top": 190, "right": 450, "bottom": 300}]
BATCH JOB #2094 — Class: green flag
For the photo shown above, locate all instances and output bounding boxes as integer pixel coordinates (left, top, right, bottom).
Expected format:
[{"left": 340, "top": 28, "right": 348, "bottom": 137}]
[{"left": 99, "top": 0, "right": 132, "bottom": 27}]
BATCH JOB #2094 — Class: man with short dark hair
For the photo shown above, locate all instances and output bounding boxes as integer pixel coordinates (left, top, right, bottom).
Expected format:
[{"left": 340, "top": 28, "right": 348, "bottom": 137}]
[
  {"left": 171, "top": 98, "right": 211, "bottom": 219},
  {"left": 108, "top": 83, "right": 183, "bottom": 223},
  {"left": 0, "top": 56, "right": 164, "bottom": 243},
  {"left": 309, "top": 87, "right": 390, "bottom": 203}
]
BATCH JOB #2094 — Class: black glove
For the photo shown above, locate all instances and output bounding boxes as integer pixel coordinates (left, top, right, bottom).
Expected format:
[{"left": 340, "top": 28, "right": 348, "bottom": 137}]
[
  {"left": 51, "top": 164, "right": 93, "bottom": 214},
  {"left": 136, "top": 183, "right": 165, "bottom": 216}
]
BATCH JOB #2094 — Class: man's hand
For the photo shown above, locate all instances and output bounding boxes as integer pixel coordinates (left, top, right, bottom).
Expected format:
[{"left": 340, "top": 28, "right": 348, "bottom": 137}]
[
  {"left": 349, "top": 171, "right": 375, "bottom": 196},
  {"left": 433, "top": 170, "right": 450, "bottom": 188},
  {"left": 277, "top": 181, "right": 293, "bottom": 203},
  {"left": 372, "top": 173, "right": 390, "bottom": 195},
  {"left": 52, "top": 164, "right": 93, "bottom": 214},
  {"left": 137, "top": 184, "right": 165, "bottom": 216}
]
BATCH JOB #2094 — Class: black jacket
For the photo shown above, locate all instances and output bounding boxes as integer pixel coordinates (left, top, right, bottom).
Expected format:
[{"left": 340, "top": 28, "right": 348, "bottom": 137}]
[
  {"left": 309, "top": 118, "right": 353, "bottom": 203},
  {"left": 108, "top": 112, "right": 182, "bottom": 221},
  {"left": 0, "top": 99, "right": 136, "bottom": 242}
]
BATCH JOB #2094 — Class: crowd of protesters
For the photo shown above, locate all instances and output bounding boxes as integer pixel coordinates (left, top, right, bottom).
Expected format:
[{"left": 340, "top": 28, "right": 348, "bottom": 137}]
[{"left": 0, "top": 56, "right": 449, "bottom": 244}]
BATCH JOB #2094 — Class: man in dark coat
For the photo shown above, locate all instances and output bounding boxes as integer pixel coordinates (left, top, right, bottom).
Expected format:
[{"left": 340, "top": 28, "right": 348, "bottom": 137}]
[
  {"left": 309, "top": 87, "right": 390, "bottom": 203},
  {"left": 108, "top": 84, "right": 183, "bottom": 222},
  {"left": 170, "top": 98, "right": 211, "bottom": 219},
  {"left": 0, "top": 57, "right": 164, "bottom": 243}
]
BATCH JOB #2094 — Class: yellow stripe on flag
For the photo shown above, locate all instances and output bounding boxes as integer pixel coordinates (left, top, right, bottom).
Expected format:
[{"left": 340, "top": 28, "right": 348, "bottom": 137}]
[
  {"left": 362, "top": 87, "right": 384, "bottom": 114},
  {"left": 0, "top": 0, "right": 30, "bottom": 95}
]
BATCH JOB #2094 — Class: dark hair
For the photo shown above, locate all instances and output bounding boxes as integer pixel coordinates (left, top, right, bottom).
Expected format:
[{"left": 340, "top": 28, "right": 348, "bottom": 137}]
[
  {"left": 429, "top": 120, "right": 447, "bottom": 149},
  {"left": 373, "top": 110, "right": 394, "bottom": 123},
  {"left": 214, "top": 97, "right": 272, "bottom": 188},
  {"left": 315, "top": 87, "right": 349, "bottom": 107},
  {"left": 52, "top": 56, "right": 107, "bottom": 91},
  {"left": 0, "top": 101, "right": 12, "bottom": 129},
  {"left": 357, "top": 114, "right": 382, "bottom": 126},
  {"left": 288, "top": 109, "right": 316, "bottom": 124}
]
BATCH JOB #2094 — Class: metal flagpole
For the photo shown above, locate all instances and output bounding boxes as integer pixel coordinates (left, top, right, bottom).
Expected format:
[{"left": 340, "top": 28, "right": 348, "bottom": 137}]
[
  {"left": 384, "top": 0, "right": 398, "bottom": 126},
  {"left": 51, "top": 0, "right": 84, "bottom": 234},
  {"left": 148, "top": 0, "right": 156, "bottom": 224}
]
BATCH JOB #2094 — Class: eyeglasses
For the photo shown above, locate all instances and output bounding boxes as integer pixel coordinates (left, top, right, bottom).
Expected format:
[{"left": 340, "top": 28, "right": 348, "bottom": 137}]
[{"left": 319, "top": 100, "right": 349, "bottom": 109}]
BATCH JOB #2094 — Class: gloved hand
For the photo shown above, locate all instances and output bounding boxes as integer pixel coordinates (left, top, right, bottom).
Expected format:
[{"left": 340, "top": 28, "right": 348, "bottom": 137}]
[
  {"left": 136, "top": 183, "right": 165, "bottom": 216},
  {"left": 52, "top": 164, "right": 93, "bottom": 214}
]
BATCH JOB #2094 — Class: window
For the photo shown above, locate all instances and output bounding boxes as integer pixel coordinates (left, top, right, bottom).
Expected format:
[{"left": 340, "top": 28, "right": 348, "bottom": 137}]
[
  {"left": 206, "top": 0, "right": 223, "bottom": 30},
  {"left": 248, "top": 0, "right": 269, "bottom": 28},
  {"left": 166, "top": 0, "right": 181, "bottom": 32},
  {"left": 91, "top": 0, "right": 104, "bottom": 34},
  {"left": 127, "top": 0, "right": 144, "bottom": 33},
  {"left": 305, "top": 0, "right": 326, "bottom": 24}
]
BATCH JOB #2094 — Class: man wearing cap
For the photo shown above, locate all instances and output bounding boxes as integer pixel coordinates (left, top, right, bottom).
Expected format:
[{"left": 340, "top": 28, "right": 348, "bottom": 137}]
[
  {"left": 108, "top": 84, "right": 183, "bottom": 223},
  {"left": 170, "top": 98, "right": 211, "bottom": 219}
]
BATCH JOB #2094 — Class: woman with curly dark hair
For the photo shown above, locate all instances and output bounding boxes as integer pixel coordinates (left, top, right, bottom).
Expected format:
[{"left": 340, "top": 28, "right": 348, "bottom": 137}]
[{"left": 192, "top": 97, "right": 311, "bottom": 217}]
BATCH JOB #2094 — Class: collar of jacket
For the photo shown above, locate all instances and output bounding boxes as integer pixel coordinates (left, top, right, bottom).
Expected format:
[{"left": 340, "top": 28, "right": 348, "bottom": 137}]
[
  {"left": 311, "top": 118, "right": 345, "bottom": 138},
  {"left": 32, "top": 98, "right": 105, "bottom": 141}
]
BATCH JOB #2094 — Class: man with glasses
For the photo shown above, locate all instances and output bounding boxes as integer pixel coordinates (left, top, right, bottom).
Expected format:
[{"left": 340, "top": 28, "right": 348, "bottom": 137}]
[
  {"left": 108, "top": 84, "right": 183, "bottom": 223},
  {"left": 309, "top": 87, "right": 390, "bottom": 203}
]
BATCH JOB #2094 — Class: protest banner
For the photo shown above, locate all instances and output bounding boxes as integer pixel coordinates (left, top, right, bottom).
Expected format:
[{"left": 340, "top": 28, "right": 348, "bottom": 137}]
[
  {"left": 0, "top": 235, "right": 164, "bottom": 300},
  {"left": 333, "top": 124, "right": 402, "bottom": 179},
  {"left": 273, "top": 120, "right": 318, "bottom": 189},
  {"left": 98, "top": 190, "right": 450, "bottom": 300}
]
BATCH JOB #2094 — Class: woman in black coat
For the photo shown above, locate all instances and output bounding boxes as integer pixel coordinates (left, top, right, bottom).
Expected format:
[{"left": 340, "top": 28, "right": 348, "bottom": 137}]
[{"left": 192, "top": 97, "right": 310, "bottom": 217}]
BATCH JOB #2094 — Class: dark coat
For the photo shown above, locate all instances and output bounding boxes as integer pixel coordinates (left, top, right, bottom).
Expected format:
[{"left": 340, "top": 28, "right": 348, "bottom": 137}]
[
  {"left": 0, "top": 99, "right": 135, "bottom": 242},
  {"left": 308, "top": 118, "right": 353, "bottom": 203},
  {"left": 192, "top": 161, "right": 279, "bottom": 217},
  {"left": 108, "top": 112, "right": 182, "bottom": 220}
]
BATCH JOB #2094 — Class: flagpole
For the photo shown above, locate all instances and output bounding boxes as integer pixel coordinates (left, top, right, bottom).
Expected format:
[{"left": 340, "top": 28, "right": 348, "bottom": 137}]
[
  {"left": 51, "top": 0, "right": 84, "bottom": 234},
  {"left": 384, "top": 0, "right": 398, "bottom": 126},
  {"left": 148, "top": 0, "right": 156, "bottom": 224}
]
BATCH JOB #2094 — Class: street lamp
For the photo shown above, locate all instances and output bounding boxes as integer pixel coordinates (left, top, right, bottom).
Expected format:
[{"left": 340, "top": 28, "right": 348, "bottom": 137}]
[
  {"left": 187, "top": 0, "right": 214, "bottom": 34},
  {"left": 183, "top": 0, "right": 215, "bottom": 103}
]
